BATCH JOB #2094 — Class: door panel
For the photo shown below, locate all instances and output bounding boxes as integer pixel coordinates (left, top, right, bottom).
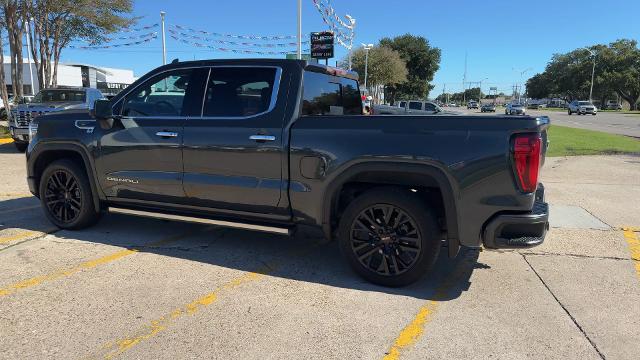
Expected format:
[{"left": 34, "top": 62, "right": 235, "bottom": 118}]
[
  {"left": 96, "top": 69, "right": 196, "bottom": 203},
  {"left": 182, "top": 66, "right": 288, "bottom": 215}
]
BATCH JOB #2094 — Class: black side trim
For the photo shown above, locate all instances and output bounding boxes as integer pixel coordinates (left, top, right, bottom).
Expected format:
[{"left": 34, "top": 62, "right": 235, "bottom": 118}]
[{"left": 28, "top": 141, "right": 103, "bottom": 212}]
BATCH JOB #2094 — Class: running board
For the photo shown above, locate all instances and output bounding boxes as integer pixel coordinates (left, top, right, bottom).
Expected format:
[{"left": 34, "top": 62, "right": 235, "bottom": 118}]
[{"left": 108, "top": 207, "right": 293, "bottom": 235}]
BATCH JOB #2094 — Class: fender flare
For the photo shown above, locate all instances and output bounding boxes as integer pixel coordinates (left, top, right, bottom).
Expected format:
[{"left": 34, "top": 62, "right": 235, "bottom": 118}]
[
  {"left": 29, "top": 141, "right": 103, "bottom": 212},
  {"left": 321, "top": 161, "right": 460, "bottom": 255}
]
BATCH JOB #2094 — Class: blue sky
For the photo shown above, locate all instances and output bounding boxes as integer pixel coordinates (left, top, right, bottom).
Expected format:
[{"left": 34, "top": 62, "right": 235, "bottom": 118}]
[{"left": 52, "top": 0, "right": 640, "bottom": 96}]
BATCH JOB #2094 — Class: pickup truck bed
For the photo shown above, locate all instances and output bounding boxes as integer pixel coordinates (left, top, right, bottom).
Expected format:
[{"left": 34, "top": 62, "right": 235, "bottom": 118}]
[{"left": 26, "top": 59, "right": 549, "bottom": 286}]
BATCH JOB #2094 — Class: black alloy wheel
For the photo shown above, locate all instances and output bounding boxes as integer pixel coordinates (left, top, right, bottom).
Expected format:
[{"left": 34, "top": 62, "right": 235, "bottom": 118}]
[
  {"left": 350, "top": 204, "right": 421, "bottom": 276},
  {"left": 44, "top": 169, "right": 82, "bottom": 224},
  {"left": 39, "top": 159, "right": 101, "bottom": 229},
  {"left": 338, "top": 188, "right": 441, "bottom": 287}
]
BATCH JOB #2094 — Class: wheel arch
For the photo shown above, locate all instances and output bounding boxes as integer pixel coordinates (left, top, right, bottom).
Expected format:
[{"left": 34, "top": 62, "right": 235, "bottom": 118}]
[
  {"left": 322, "top": 162, "right": 460, "bottom": 257},
  {"left": 29, "top": 142, "right": 103, "bottom": 212}
]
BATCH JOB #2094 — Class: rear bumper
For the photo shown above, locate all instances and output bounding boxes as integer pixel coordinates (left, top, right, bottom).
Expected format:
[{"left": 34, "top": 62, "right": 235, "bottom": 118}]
[{"left": 483, "top": 185, "right": 549, "bottom": 249}]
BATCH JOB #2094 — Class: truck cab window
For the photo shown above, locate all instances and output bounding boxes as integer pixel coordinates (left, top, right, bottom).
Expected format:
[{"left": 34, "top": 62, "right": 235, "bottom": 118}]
[
  {"left": 202, "top": 67, "right": 277, "bottom": 117},
  {"left": 302, "top": 71, "right": 361, "bottom": 116},
  {"left": 122, "top": 70, "right": 192, "bottom": 117}
]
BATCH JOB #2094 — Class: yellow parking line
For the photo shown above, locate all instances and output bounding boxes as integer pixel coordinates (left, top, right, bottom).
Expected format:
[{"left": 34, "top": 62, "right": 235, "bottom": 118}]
[
  {"left": 623, "top": 228, "right": 640, "bottom": 278},
  {"left": 0, "top": 229, "right": 198, "bottom": 298},
  {"left": 99, "top": 269, "right": 267, "bottom": 359},
  {"left": 0, "top": 138, "right": 14, "bottom": 145},
  {"left": 94, "top": 241, "right": 326, "bottom": 359},
  {"left": 382, "top": 252, "right": 476, "bottom": 360},
  {"left": 0, "top": 229, "right": 55, "bottom": 245}
]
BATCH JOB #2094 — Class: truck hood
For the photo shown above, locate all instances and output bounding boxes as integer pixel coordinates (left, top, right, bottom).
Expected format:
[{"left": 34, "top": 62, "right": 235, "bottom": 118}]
[{"left": 14, "top": 101, "right": 86, "bottom": 111}]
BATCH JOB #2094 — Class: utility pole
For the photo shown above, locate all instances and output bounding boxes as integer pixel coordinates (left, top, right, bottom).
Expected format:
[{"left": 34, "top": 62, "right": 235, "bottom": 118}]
[
  {"left": 297, "top": 0, "right": 302, "bottom": 60},
  {"left": 24, "top": 17, "right": 35, "bottom": 94},
  {"left": 583, "top": 48, "right": 596, "bottom": 102},
  {"left": 462, "top": 51, "right": 467, "bottom": 104},
  {"left": 160, "top": 11, "right": 167, "bottom": 65},
  {"left": 362, "top": 43, "right": 373, "bottom": 90}
]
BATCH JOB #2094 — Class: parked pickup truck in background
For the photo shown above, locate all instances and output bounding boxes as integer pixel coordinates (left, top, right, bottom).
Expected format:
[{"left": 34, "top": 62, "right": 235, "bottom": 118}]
[
  {"left": 9, "top": 87, "right": 104, "bottom": 151},
  {"left": 26, "top": 59, "right": 550, "bottom": 286},
  {"left": 373, "top": 100, "right": 455, "bottom": 115}
]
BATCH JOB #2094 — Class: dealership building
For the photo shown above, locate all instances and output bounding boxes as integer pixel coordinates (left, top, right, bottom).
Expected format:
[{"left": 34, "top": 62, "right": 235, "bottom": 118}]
[{"left": 2, "top": 58, "right": 135, "bottom": 97}]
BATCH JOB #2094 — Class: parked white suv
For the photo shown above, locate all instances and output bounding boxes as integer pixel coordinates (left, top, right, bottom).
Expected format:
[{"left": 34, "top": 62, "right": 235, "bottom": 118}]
[{"left": 568, "top": 100, "right": 597, "bottom": 115}]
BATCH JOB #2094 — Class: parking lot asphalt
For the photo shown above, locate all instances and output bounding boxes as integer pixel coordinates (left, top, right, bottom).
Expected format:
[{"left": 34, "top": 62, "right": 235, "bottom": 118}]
[
  {"left": 1, "top": 142, "right": 639, "bottom": 360},
  {"left": 457, "top": 107, "right": 640, "bottom": 138}
]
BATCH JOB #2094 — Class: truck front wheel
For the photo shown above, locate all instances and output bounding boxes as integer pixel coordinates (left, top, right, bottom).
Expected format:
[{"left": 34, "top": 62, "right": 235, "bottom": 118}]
[
  {"left": 39, "top": 159, "right": 101, "bottom": 229},
  {"left": 338, "top": 188, "right": 441, "bottom": 287},
  {"left": 14, "top": 142, "right": 28, "bottom": 152}
]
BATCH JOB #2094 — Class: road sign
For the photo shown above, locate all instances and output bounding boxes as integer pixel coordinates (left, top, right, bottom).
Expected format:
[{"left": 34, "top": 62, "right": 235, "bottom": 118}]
[
  {"left": 310, "top": 31, "right": 334, "bottom": 59},
  {"left": 490, "top": 87, "right": 498, "bottom": 91}
]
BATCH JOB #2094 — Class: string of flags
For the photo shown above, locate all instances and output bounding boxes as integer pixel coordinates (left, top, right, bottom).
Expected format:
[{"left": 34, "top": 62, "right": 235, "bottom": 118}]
[
  {"left": 172, "top": 24, "right": 298, "bottom": 41},
  {"left": 169, "top": 33, "right": 309, "bottom": 55},
  {"left": 118, "top": 23, "right": 160, "bottom": 33},
  {"left": 167, "top": 28, "right": 309, "bottom": 48},
  {"left": 68, "top": 33, "right": 158, "bottom": 49},
  {"left": 75, "top": 31, "right": 158, "bottom": 44},
  {"left": 311, "top": 0, "right": 354, "bottom": 49}
]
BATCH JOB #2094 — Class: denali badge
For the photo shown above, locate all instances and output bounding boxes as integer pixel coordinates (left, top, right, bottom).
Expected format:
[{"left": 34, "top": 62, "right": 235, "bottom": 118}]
[{"left": 106, "top": 176, "right": 139, "bottom": 184}]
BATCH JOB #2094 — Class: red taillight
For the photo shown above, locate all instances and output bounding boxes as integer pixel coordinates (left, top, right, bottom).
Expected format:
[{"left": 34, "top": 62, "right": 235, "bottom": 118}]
[{"left": 512, "top": 133, "right": 542, "bottom": 192}]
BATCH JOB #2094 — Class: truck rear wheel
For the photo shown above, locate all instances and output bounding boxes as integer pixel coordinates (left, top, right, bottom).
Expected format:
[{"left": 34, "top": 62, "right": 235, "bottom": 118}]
[
  {"left": 337, "top": 188, "right": 441, "bottom": 287},
  {"left": 39, "top": 159, "right": 101, "bottom": 229}
]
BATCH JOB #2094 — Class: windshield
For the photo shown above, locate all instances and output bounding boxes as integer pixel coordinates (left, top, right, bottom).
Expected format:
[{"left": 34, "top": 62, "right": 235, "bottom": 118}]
[
  {"left": 33, "top": 89, "right": 86, "bottom": 103},
  {"left": 578, "top": 101, "right": 592, "bottom": 105},
  {"left": 512, "top": 104, "right": 523, "bottom": 108}
]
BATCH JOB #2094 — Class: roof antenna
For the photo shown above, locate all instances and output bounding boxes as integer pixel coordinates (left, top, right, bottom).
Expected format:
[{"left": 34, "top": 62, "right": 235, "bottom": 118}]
[{"left": 171, "top": 58, "right": 179, "bottom": 64}]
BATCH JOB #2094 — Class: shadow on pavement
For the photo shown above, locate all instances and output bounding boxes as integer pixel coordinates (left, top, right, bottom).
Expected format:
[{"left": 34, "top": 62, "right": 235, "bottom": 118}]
[
  {"left": 0, "top": 195, "right": 483, "bottom": 302},
  {"left": 0, "top": 142, "right": 22, "bottom": 154}
]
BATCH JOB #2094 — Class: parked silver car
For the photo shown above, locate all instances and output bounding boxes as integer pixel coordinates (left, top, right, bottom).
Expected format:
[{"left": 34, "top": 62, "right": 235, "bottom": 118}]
[
  {"left": 505, "top": 103, "right": 526, "bottom": 115},
  {"left": 373, "top": 100, "right": 450, "bottom": 115},
  {"left": 9, "top": 87, "right": 104, "bottom": 151},
  {"left": 567, "top": 100, "right": 597, "bottom": 115}
]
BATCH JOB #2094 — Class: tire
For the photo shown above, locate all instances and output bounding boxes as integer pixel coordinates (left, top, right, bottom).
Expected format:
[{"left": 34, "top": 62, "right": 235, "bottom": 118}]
[
  {"left": 39, "top": 159, "right": 101, "bottom": 229},
  {"left": 592, "top": 113, "right": 597, "bottom": 116},
  {"left": 14, "top": 142, "right": 28, "bottom": 152},
  {"left": 568, "top": 110, "right": 572, "bottom": 115},
  {"left": 337, "top": 188, "right": 441, "bottom": 287}
]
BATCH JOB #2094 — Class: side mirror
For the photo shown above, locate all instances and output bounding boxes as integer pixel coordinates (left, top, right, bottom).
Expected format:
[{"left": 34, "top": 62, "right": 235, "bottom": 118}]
[{"left": 92, "top": 99, "right": 114, "bottom": 129}]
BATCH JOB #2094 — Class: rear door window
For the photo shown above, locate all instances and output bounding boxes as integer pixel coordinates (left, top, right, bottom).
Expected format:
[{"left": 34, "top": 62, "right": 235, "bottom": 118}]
[{"left": 202, "top": 67, "right": 277, "bottom": 117}]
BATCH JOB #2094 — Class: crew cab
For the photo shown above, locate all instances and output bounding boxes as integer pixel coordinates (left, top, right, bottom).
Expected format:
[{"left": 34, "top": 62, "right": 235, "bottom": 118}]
[
  {"left": 9, "top": 87, "right": 104, "bottom": 151},
  {"left": 26, "top": 59, "right": 550, "bottom": 286}
]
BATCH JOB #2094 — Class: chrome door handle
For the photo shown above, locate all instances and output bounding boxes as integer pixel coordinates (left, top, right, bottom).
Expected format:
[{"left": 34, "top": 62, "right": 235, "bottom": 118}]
[
  {"left": 249, "top": 135, "right": 276, "bottom": 142},
  {"left": 156, "top": 131, "right": 178, "bottom": 138}
]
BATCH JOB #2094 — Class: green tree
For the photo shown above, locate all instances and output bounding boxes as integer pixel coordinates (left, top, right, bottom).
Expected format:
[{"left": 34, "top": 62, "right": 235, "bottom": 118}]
[
  {"left": 379, "top": 34, "right": 441, "bottom": 102},
  {"left": 25, "top": 0, "right": 134, "bottom": 88},
  {"left": 350, "top": 45, "right": 407, "bottom": 101}
]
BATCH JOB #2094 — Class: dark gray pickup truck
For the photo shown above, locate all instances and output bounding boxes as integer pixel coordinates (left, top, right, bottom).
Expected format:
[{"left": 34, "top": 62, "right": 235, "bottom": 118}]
[{"left": 26, "top": 59, "right": 549, "bottom": 286}]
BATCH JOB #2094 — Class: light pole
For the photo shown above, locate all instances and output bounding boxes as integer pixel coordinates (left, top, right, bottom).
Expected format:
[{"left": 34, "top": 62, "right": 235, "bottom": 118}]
[
  {"left": 297, "top": 0, "right": 302, "bottom": 60},
  {"left": 362, "top": 43, "right": 373, "bottom": 91},
  {"left": 478, "top": 77, "right": 488, "bottom": 102},
  {"left": 345, "top": 15, "right": 356, "bottom": 70},
  {"left": 583, "top": 48, "right": 596, "bottom": 102},
  {"left": 513, "top": 67, "right": 532, "bottom": 103},
  {"left": 160, "top": 11, "right": 167, "bottom": 65}
]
